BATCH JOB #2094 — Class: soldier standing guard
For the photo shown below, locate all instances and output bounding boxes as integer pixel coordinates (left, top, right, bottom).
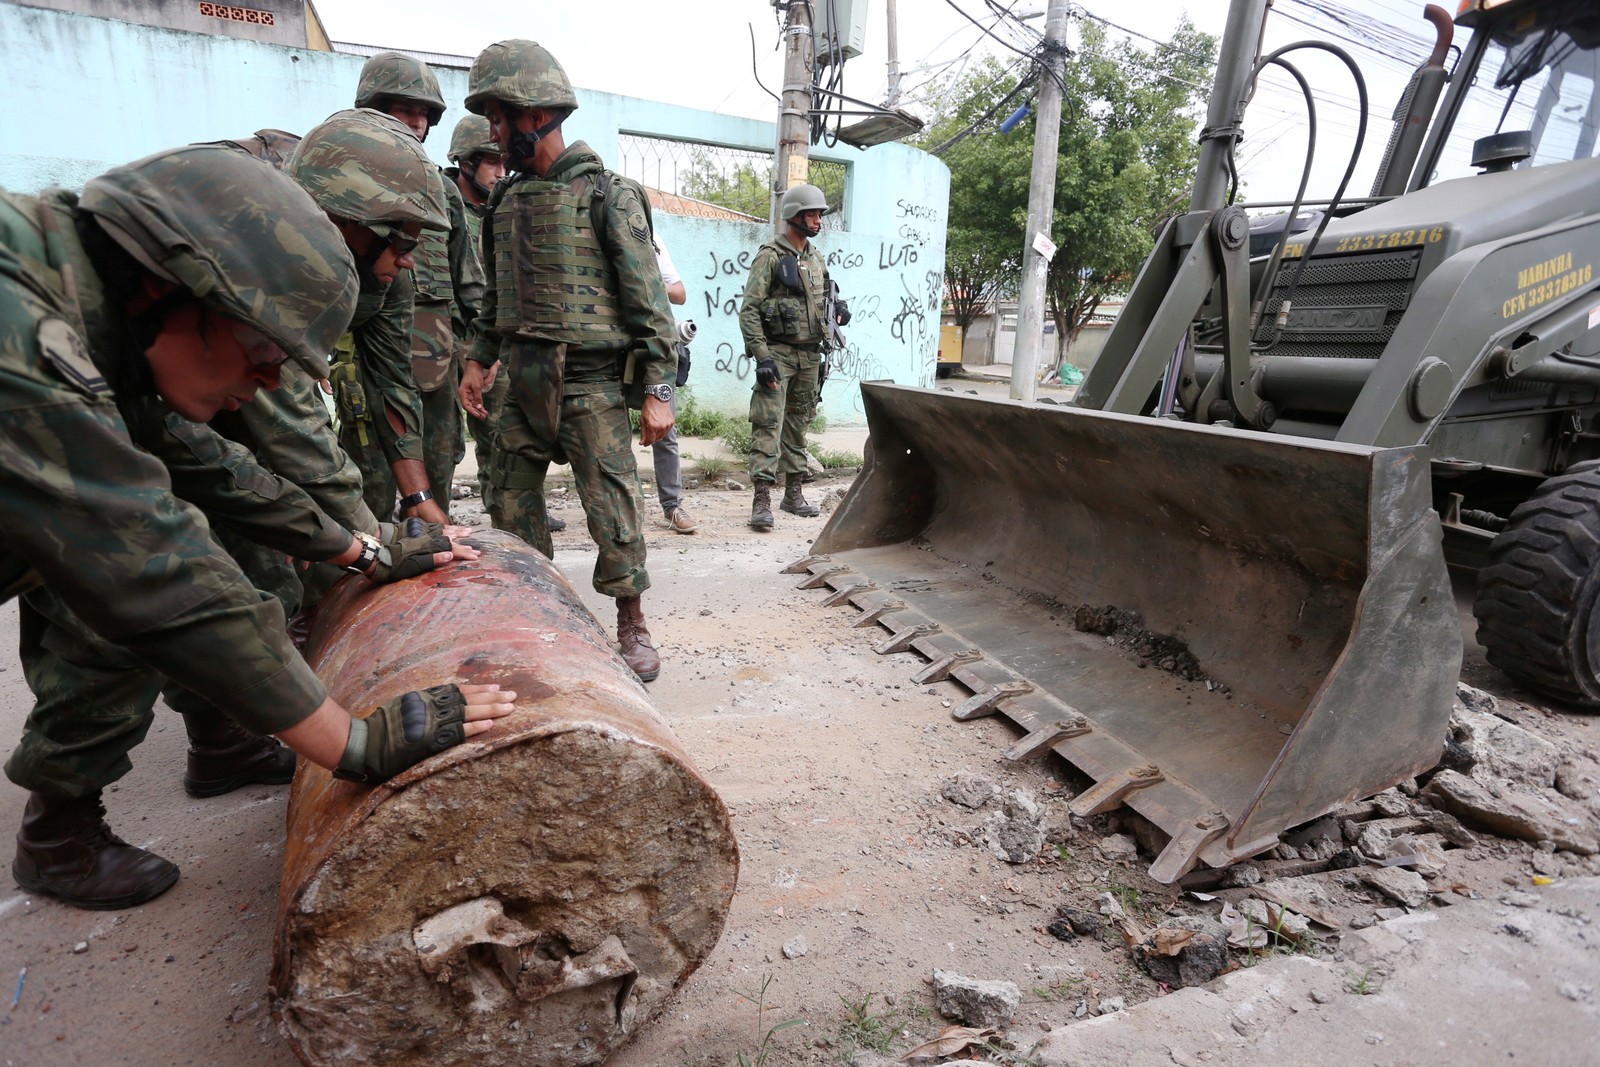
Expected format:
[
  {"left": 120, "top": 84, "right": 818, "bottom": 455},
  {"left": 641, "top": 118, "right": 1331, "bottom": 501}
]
[
  {"left": 458, "top": 39, "right": 678, "bottom": 682},
  {"left": 739, "top": 183, "right": 844, "bottom": 529},
  {"left": 445, "top": 115, "right": 518, "bottom": 527}
]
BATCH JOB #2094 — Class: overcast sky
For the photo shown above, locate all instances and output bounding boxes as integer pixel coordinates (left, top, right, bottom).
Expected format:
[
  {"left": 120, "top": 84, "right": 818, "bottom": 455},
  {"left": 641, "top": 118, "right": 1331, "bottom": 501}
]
[{"left": 307, "top": 0, "right": 1444, "bottom": 200}]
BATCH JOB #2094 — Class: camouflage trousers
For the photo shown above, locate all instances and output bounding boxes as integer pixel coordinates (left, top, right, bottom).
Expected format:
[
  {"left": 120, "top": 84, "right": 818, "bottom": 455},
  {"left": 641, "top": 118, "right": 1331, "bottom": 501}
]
[
  {"left": 4, "top": 557, "right": 285, "bottom": 798},
  {"left": 748, "top": 343, "right": 822, "bottom": 484},
  {"left": 339, "top": 387, "right": 462, "bottom": 521},
  {"left": 419, "top": 382, "right": 465, "bottom": 510},
  {"left": 464, "top": 369, "right": 510, "bottom": 524},
  {"left": 489, "top": 341, "right": 649, "bottom": 599}
]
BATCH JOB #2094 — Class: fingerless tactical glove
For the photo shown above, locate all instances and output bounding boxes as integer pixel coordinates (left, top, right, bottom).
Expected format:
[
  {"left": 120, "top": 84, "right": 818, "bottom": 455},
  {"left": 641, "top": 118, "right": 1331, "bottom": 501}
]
[
  {"left": 370, "top": 518, "right": 452, "bottom": 583},
  {"left": 333, "top": 684, "right": 468, "bottom": 783},
  {"left": 756, "top": 357, "right": 780, "bottom": 387}
]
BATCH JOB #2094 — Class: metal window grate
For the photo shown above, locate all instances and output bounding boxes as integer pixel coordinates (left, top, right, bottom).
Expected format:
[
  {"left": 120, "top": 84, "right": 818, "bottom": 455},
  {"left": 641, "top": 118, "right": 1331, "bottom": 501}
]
[{"left": 615, "top": 134, "right": 848, "bottom": 228}]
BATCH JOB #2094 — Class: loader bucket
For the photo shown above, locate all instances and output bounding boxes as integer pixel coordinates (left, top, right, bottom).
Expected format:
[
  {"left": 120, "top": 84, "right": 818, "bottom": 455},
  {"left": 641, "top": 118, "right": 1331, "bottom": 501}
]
[{"left": 791, "top": 382, "right": 1460, "bottom": 882}]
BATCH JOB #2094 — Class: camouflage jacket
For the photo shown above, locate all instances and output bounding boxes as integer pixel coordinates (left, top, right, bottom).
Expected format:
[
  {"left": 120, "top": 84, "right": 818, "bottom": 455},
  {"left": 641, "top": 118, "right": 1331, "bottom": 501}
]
[
  {"left": 0, "top": 187, "right": 326, "bottom": 732},
  {"left": 408, "top": 172, "right": 485, "bottom": 391},
  {"left": 739, "top": 232, "right": 830, "bottom": 361},
  {"left": 466, "top": 141, "right": 676, "bottom": 388},
  {"left": 344, "top": 269, "right": 424, "bottom": 464}
]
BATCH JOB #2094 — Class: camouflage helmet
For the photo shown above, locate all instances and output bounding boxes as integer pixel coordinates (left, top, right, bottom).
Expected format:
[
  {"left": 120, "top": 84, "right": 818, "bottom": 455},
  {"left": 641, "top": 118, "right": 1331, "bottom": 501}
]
[
  {"left": 448, "top": 115, "right": 501, "bottom": 164},
  {"left": 464, "top": 39, "right": 579, "bottom": 116},
  {"left": 778, "top": 183, "right": 829, "bottom": 221},
  {"left": 78, "top": 144, "right": 357, "bottom": 380},
  {"left": 286, "top": 109, "right": 449, "bottom": 232},
  {"left": 354, "top": 51, "right": 446, "bottom": 127}
]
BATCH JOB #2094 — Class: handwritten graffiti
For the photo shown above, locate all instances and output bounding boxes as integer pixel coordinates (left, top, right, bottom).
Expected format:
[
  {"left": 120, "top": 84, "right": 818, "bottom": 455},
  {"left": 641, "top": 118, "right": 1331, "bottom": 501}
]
[
  {"left": 702, "top": 249, "right": 755, "bottom": 280},
  {"left": 925, "top": 270, "right": 944, "bottom": 314},
  {"left": 852, "top": 293, "right": 882, "bottom": 323},
  {"left": 702, "top": 285, "right": 741, "bottom": 318},
  {"left": 889, "top": 275, "right": 931, "bottom": 352},
  {"left": 827, "top": 341, "right": 888, "bottom": 383},
  {"left": 825, "top": 248, "right": 865, "bottom": 270},
  {"left": 878, "top": 241, "right": 919, "bottom": 270},
  {"left": 895, "top": 199, "right": 942, "bottom": 222},
  {"left": 898, "top": 222, "right": 932, "bottom": 246},
  {"left": 713, "top": 341, "right": 753, "bottom": 381}
]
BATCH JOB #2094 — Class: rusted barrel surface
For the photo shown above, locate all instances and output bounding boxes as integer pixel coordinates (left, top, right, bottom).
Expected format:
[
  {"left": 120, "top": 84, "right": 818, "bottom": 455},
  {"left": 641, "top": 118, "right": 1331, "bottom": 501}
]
[{"left": 270, "top": 531, "right": 738, "bottom": 1067}]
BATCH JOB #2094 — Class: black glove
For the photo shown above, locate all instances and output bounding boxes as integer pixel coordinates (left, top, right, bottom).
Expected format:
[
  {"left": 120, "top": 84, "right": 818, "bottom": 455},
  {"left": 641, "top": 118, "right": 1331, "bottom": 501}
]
[
  {"left": 756, "top": 357, "right": 780, "bottom": 388},
  {"left": 371, "top": 518, "right": 452, "bottom": 583},
  {"left": 834, "top": 299, "right": 851, "bottom": 327},
  {"left": 334, "top": 684, "right": 468, "bottom": 783}
]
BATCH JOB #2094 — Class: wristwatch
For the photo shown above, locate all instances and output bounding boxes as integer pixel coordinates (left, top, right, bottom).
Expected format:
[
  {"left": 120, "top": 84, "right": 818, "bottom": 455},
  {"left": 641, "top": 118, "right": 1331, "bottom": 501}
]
[
  {"left": 644, "top": 383, "right": 674, "bottom": 404},
  {"left": 400, "top": 489, "right": 434, "bottom": 508}
]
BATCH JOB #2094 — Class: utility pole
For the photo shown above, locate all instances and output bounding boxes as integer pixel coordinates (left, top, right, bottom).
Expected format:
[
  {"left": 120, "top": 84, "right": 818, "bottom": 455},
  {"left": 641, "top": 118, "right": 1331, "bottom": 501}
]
[
  {"left": 885, "top": 0, "right": 902, "bottom": 107},
  {"left": 1009, "top": 0, "right": 1071, "bottom": 402},
  {"left": 773, "top": 0, "right": 815, "bottom": 224}
]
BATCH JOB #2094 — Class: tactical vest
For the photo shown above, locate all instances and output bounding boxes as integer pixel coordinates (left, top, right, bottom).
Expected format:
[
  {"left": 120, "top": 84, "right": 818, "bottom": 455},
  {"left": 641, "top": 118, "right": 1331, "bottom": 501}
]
[
  {"left": 756, "top": 240, "right": 825, "bottom": 346},
  {"left": 491, "top": 173, "right": 624, "bottom": 344}
]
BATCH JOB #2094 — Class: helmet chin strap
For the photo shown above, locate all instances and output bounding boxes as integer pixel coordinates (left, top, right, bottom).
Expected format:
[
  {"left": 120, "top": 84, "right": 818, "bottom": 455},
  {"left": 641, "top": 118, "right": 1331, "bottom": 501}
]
[
  {"left": 463, "top": 156, "right": 494, "bottom": 202},
  {"left": 505, "top": 107, "right": 565, "bottom": 172}
]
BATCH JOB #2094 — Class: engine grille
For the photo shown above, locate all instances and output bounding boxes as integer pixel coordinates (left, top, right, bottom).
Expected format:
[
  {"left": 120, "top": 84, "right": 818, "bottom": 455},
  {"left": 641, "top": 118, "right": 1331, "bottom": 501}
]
[{"left": 1257, "top": 247, "right": 1423, "bottom": 359}]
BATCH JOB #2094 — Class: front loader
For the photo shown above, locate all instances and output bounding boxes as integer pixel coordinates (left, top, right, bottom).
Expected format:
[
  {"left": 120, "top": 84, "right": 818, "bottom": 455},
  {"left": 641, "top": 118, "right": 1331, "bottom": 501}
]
[{"left": 791, "top": 0, "right": 1600, "bottom": 881}]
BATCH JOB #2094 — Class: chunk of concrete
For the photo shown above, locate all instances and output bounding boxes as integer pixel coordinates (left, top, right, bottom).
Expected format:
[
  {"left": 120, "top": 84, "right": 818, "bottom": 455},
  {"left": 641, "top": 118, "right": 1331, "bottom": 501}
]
[
  {"left": 1423, "top": 771, "right": 1598, "bottom": 855},
  {"left": 1450, "top": 708, "right": 1560, "bottom": 788},
  {"left": 932, "top": 969, "right": 1021, "bottom": 1028}
]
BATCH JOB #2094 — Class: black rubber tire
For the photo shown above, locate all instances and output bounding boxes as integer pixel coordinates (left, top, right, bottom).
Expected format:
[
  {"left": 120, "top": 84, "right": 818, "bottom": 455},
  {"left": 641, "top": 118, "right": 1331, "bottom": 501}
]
[{"left": 1474, "top": 459, "right": 1600, "bottom": 707}]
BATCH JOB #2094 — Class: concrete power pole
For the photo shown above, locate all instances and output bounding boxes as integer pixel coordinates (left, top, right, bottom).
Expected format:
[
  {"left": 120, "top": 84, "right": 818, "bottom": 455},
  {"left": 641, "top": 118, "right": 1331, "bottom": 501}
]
[
  {"left": 885, "top": 0, "right": 902, "bottom": 107},
  {"left": 773, "top": 0, "right": 815, "bottom": 224},
  {"left": 1009, "top": 0, "right": 1071, "bottom": 402}
]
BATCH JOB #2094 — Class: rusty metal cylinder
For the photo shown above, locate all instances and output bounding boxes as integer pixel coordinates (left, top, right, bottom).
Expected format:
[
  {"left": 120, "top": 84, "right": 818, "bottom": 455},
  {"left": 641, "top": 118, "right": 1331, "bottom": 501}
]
[{"left": 270, "top": 531, "right": 738, "bottom": 1067}]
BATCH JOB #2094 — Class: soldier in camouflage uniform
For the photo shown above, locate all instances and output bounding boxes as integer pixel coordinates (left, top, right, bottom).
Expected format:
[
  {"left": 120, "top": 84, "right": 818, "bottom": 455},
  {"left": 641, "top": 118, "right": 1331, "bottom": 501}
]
[
  {"left": 355, "top": 53, "right": 486, "bottom": 518},
  {"left": 460, "top": 39, "right": 677, "bottom": 682},
  {"left": 739, "top": 183, "right": 840, "bottom": 529},
  {"left": 309, "top": 100, "right": 450, "bottom": 529},
  {"left": 0, "top": 144, "right": 513, "bottom": 909},
  {"left": 446, "top": 115, "right": 513, "bottom": 525}
]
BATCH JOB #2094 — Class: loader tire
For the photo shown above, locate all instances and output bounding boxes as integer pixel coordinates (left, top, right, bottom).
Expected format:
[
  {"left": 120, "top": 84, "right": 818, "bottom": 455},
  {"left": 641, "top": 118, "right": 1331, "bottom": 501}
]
[{"left": 1474, "top": 460, "right": 1600, "bottom": 707}]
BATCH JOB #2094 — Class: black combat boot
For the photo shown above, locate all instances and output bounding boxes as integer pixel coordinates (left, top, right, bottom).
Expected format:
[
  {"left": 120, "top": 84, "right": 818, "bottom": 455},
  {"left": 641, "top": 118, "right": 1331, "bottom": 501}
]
[
  {"left": 180, "top": 712, "right": 297, "bottom": 798},
  {"left": 780, "top": 473, "right": 820, "bottom": 517},
  {"left": 749, "top": 482, "right": 775, "bottom": 530},
  {"left": 616, "top": 596, "right": 661, "bottom": 682},
  {"left": 12, "top": 791, "right": 179, "bottom": 910}
]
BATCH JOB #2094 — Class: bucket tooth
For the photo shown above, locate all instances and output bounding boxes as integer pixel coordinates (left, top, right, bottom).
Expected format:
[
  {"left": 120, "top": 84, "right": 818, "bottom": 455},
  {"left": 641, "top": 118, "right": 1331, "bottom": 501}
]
[
  {"left": 951, "top": 680, "right": 1034, "bottom": 721},
  {"left": 1067, "top": 765, "right": 1164, "bottom": 817},
  {"left": 798, "top": 565, "right": 852, "bottom": 590},
  {"left": 853, "top": 599, "right": 907, "bottom": 628},
  {"left": 911, "top": 648, "right": 982, "bottom": 685},
  {"left": 1149, "top": 813, "right": 1230, "bottom": 885},
  {"left": 876, "top": 621, "right": 941, "bottom": 655},
  {"left": 822, "top": 580, "right": 877, "bottom": 607},
  {"left": 1003, "top": 715, "right": 1092, "bottom": 761},
  {"left": 782, "top": 555, "right": 829, "bottom": 575}
]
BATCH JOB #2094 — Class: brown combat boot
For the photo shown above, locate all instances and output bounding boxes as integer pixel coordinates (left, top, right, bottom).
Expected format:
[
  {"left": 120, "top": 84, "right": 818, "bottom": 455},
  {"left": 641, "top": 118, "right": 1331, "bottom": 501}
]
[
  {"left": 616, "top": 596, "right": 661, "bottom": 682},
  {"left": 780, "top": 473, "right": 820, "bottom": 517},
  {"left": 749, "top": 482, "right": 775, "bottom": 530},
  {"left": 12, "top": 791, "right": 179, "bottom": 910},
  {"left": 180, "top": 712, "right": 297, "bottom": 798}
]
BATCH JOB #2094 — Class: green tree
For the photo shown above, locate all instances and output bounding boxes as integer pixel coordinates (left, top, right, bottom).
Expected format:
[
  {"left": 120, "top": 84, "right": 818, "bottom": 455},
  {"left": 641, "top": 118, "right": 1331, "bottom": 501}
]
[
  {"left": 922, "top": 19, "right": 1216, "bottom": 373},
  {"left": 679, "top": 150, "right": 848, "bottom": 223}
]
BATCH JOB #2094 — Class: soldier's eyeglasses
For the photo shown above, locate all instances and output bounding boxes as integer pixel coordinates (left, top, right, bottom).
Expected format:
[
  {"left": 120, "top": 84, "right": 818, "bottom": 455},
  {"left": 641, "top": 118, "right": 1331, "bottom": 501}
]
[
  {"left": 367, "top": 224, "right": 421, "bottom": 257},
  {"left": 228, "top": 321, "right": 290, "bottom": 367}
]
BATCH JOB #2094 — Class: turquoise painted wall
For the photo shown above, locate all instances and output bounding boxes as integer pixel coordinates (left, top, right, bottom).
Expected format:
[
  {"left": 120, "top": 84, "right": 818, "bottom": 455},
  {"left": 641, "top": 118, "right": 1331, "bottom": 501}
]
[{"left": 0, "top": 4, "right": 949, "bottom": 425}]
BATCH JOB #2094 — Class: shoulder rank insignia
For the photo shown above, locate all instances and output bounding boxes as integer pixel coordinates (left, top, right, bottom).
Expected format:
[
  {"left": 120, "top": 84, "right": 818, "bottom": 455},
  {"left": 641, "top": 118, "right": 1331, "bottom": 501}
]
[{"left": 36, "top": 317, "right": 109, "bottom": 397}]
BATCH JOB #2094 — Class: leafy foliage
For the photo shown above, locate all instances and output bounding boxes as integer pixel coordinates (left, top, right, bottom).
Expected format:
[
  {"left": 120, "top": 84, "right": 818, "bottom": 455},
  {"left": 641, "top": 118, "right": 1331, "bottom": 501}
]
[{"left": 919, "top": 21, "right": 1216, "bottom": 372}]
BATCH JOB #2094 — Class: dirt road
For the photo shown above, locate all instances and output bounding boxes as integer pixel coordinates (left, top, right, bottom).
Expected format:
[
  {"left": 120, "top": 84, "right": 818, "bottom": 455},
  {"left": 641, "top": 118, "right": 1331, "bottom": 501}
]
[{"left": 1, "top": 436, "right": 1597, "bottom": 1066}]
